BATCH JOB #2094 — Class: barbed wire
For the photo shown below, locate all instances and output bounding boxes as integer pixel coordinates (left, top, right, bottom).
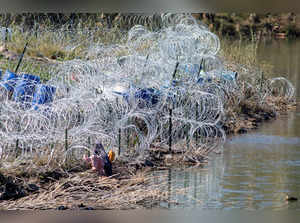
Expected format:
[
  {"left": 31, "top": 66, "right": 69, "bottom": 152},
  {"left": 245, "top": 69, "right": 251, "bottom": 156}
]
[{"left": 0, "top": 13, "right": 295, "bottom": 168}]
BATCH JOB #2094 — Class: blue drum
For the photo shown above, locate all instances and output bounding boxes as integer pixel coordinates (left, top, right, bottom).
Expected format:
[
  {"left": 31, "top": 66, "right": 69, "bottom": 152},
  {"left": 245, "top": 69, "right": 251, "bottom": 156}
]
[
  {"left": 13, "top": 74, "right": 41, "bottom": 106},
  {"left": 0, "top": 70, "right": 18, "bottom": 92},
  {"left": 220, "top": 71, "right": 238, "bottom": 81},
  {"left": 113, "top": 87, "right": 161, "bottom": 108},
  {"left": 32, "top": 84, "right": 56, "bottom": 110},
  {"left": 134, "top": 88, "right": 161, "bottom": 107}
]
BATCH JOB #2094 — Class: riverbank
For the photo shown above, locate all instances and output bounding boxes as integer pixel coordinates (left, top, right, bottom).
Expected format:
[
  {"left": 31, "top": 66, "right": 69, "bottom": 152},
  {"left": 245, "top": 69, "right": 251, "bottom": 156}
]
[
  {"left": 0, "top": 164, "right": 170, "bottom": 210},
  {"left": 195, "top": 13, "right": 300, "bottom": 39},
  {"left": 2, "top": 13, "right": 300, "bottom": 40},
  {"left": 0, "top": 79, "right": 295, "bottom": 210},
  {"left": 0, "top": 18, "right": 297, "bottom": 210}
]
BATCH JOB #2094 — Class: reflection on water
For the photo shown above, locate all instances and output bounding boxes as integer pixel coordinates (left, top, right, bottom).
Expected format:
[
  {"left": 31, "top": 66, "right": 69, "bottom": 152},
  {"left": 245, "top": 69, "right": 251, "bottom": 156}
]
[
  {"left": 155, "top": 39, "right": 300, "bottom": 210},
  {"left": 228, "top": 134, "right": 300, "bottom": 145},
  {"left": 257, "top": 38, "right": 300, "bottom": 97},
  {"left": 156, "top": 111, "right": 300, "bottom": 210}
]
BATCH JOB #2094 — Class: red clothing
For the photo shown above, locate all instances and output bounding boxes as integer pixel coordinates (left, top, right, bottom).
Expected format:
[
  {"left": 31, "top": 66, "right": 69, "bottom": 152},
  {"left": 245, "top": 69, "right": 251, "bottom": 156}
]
[{"left": 84, "top": 154, "right": 105, "bottom": 175}]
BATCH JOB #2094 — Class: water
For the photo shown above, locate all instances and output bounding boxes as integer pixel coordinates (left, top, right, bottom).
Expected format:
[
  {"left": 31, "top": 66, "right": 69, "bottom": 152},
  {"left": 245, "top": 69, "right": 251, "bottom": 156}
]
[
  {"left": 257, "top": 38, "right": 300, "bottom": 97},
  {"left": 159, "top": 38, "right": 300, "bottom": 210}
]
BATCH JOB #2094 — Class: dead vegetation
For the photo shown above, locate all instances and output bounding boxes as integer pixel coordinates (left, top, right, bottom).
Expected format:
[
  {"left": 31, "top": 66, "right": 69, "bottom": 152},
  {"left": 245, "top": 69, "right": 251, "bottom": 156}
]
[
  {"left": 222, "top": 84, "right": 296, "bottom": 135},
  {"left": 0, "top": 170, "right": 168, "bottom": 210},
  {"left": 0, "top": 149, "right": 207, "bottom": 210},
  {"left": 0, "top": 15, "right": 297, "bottom": 210}
]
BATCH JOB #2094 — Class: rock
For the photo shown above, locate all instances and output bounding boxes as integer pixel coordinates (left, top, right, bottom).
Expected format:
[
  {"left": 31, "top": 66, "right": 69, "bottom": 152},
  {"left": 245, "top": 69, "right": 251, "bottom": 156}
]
[
  {"left": 237, "top": 127, "right": 247, "bottom": 134},
  {"left": 0, "top": 172, "right": 6, "bottom": 185},
  {"left": 0, "top": 177, "right": 26, "bottom": 200},
  {"left": 27, "top": 184, "right": 39, "bottom": 193},
  {"left": 83, "top": 207, "right": 95, "bottom": 210},
  {"left": 144, "top": 159, "right": 154, "bottom": 167},
  {"left": 270, "top": 112, "right": 276, "bottom": 118},
  {"left": 78, "top": 203, "right": 94, "bottom": 210},
  {"left": 286, "top": 195, "right": 298, "bottom": 202},
  {"left": 263, "top": 113, "right": 270, "bottom": 120},
  {"left": 39, "top": 170, "right": 64, "bottom": 184},
  {"left": 183, "top": 156, "right": 197, "bottom": 163},
  {"left": 57, "top": 205, "right": 68, "bottom": 210},
  {"left": 78, "top": 203, "right": 85, "bottom": 208}
]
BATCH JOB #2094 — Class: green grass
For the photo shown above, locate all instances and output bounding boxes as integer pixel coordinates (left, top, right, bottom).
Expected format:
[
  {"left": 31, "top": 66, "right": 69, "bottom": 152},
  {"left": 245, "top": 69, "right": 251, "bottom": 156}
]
[
  {"left": 0, "top": 26, "right": 275, "bottom": 85},
  {"left": 0, "top": 22, "right": 128, "bottom": 81},
  {"left": 0, "top": 58, "right": 53, "bottom": 82},
  {"left": 1, "top": 24, "right": 125, "bottom": 62}
]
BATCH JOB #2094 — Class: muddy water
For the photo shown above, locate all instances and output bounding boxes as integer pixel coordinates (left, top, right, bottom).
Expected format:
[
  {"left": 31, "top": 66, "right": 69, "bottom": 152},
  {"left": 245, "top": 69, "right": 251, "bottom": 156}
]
[{"left": 158, "top": 39, "right": 300, "bottom": 210}]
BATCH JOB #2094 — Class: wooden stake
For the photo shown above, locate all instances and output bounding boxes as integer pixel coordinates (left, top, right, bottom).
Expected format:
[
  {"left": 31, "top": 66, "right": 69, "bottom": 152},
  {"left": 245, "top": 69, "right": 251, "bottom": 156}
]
[
  {"left": 65, "top": 128, "right": 68, "bottom": 151},
  {"left": 196, "top": 103, "right": 199, "bottom": 147},
  {"left": 87, "top": 136, "right": 91, "bottom": 156},
  {"left": 15, "top": 139, "right": 19, "bottom": 157},
  {"left": 186, "top": 126, "right": 190, "bottom": 151},
  {"left": 118, "top": 128, "right": 121, "bottom": 156},
  {"left": 168, "top": 106, "right": 173, "bottom": 153},
  {"left": 172, "top": 62, "right": 179, "bottom": 79},
  {"left": 116, "top": 97, "right": 121, "bottom": 156},
  {"left": 167, "top": 62, "right": 179, "bottom": 153},
  {"left": 4, "top": 27, "right": 8, "bottom": 49},
  {"left": 15, "top": 42, "right": 28, "bottom": 73},
  {"left": 127, "top": 128, "right": 130, "bottom": 149},
  {"left": 35, "top": 23, "right": 38, "bottom": 38},
  {"left": 4, "top": 17, "right": 9, "bottom": 49},
  {"left": 197, "top": 58, "right": 204, "bottom": 77}
]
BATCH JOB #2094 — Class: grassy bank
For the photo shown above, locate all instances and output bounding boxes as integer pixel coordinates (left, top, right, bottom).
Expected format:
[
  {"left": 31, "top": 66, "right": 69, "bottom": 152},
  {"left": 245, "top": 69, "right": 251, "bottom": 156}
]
[
  {"left": 197, "top": 13, "right": 300, "bottom": 39},
  {"left": 0, "top": 163, "right": 171, "bottom": 210},
  {"left": 2, "top": 13, "right": 300, "bottom": 40},
  {"left": 219, "top": 38, "right": 296, "bottom": 134},
  {"left": 0, "top": 18, "right": 297, "bottom": 210}
]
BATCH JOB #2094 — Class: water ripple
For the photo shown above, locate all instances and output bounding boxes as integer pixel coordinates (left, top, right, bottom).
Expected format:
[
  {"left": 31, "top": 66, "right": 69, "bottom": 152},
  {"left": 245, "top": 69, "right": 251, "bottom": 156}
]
[{"left": 228, "top": 134, "right": 300, "bottom": 145}]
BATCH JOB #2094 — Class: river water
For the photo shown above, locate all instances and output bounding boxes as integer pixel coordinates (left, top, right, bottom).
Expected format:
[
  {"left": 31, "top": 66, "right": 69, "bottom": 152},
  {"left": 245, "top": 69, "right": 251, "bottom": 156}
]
[{"left": 158, "top": 38, "right": 300, "bottom": 210}]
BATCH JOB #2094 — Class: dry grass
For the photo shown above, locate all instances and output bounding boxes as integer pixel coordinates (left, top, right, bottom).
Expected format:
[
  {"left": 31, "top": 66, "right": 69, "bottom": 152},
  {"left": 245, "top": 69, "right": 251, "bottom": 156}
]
[
  {"left": 0, "top": 170, "right": 169, "bottom": 210},
  {"left": 223, "top": 95, "right": 296, "bottom": 135},
  {"left": 0, "top": 19, "right": 297, "bottom": 210},
  {"left": 265, "top": 96, "right": 297, "bottom": 112},
  {"left": 0, "top": 150, "right": 206, "bottom": 210},
  {"left": 220, "top": 39, "right": 258, "bottom": 67},
  {"left": 218, "top": 37, "right": 296, "bottom": 135}
]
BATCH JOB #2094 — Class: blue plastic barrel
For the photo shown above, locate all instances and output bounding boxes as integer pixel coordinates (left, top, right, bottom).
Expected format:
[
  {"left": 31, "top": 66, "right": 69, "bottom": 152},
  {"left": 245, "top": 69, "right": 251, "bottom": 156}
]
[
  {"left": 134, "top": 88, "right": 161, "bottom": 107},
  {"left": 13, "top": 74, "right": 41, "bottom": 105},
  {"left": 178, "top": 64, "right": 201, "bottom": 76},
  {"left": 220, "top": 71, "right": 238, "bottom": 81},
  {"left": 0, "top": 70, "right": 18, "bottom": 92},
  {"left": 22, "top": 74, "right": 40, "bottom": 83},
  {"left": 32, "top": 84, "right": 56, "bottom": 110},
  {"left": 113, "top": 87, "right": 161, "bottom": 108}
]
